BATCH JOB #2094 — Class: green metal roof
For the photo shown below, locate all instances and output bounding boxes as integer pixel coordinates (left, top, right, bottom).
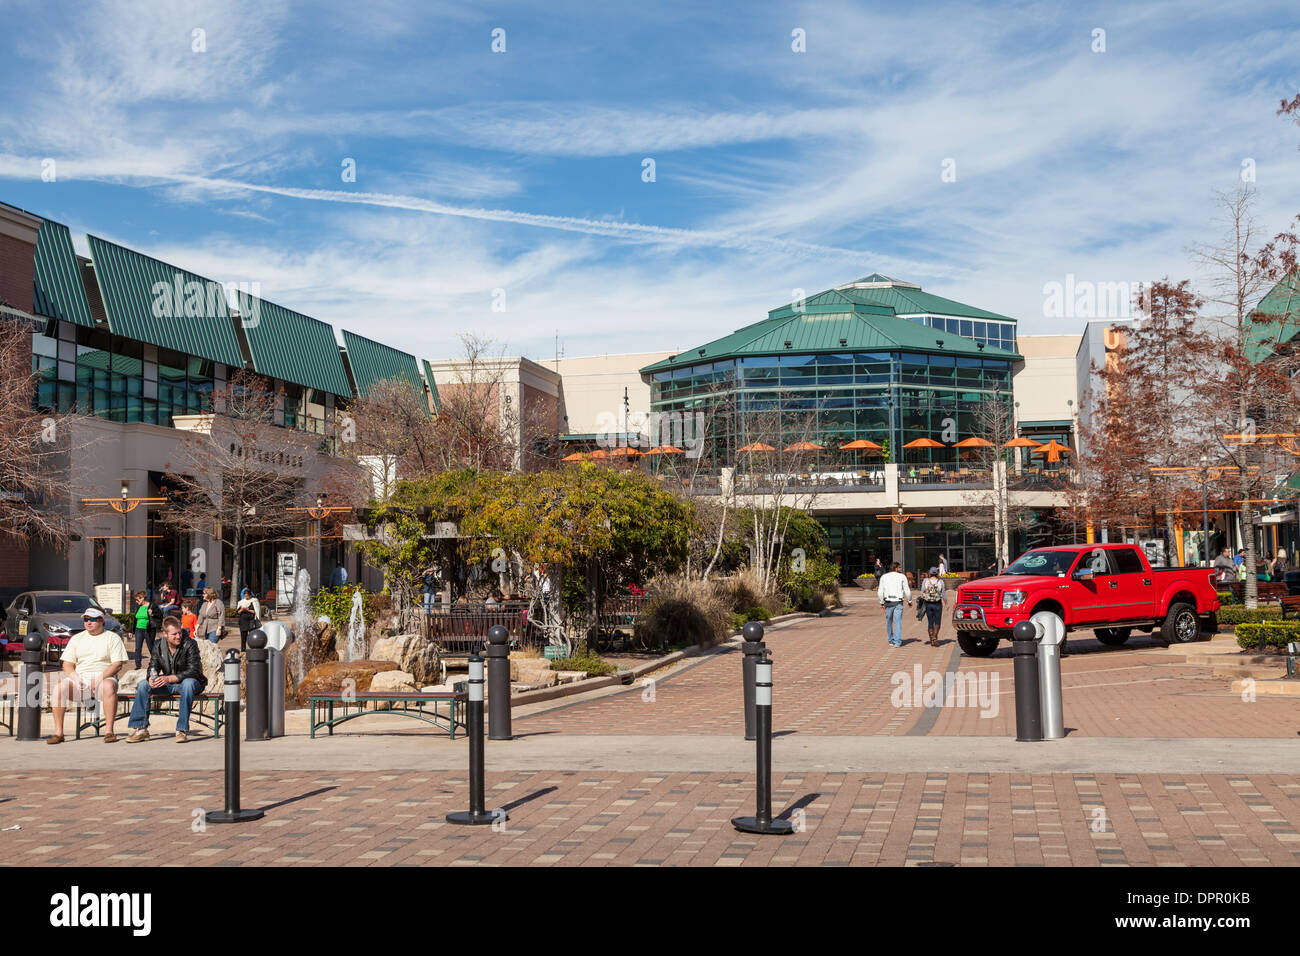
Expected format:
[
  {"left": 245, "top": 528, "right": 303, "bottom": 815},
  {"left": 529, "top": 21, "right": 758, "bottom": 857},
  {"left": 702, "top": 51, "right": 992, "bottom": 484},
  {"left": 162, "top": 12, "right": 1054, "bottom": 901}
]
[
  {"left": 341, "top": 329, "right": 427, "bottom": 413},
  {"left": 421, "top": 358, "right": 442, "bottom": 412},
  {"left": 1021, "top": 420, "right": 1072, "bottom": 428},
  {"left": 33, "top": 219, "right": 94, "bottom": 328},
  {"left": 641, "top": 276, "right": 1020, "bottom": 374},
  {"left": 86, "top": 235, "right": 244, "bottom": 367},
  {"left": 1244, "top": 270, "right": 1300, "bottom": 365},
  {"left": 238, "top": 292, "right": 353, "bottom": 398}
]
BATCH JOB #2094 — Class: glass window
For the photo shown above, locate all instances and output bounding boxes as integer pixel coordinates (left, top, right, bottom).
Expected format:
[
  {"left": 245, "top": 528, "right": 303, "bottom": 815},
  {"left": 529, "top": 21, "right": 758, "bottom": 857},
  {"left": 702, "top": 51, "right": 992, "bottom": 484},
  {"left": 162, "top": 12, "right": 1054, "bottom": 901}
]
[
  {"left": 1113, "top": 548, "right": 1145, "bottom": 574},
  {"left": 959, "top": 319, "right": 973, "bottom": 339},
  {"left": 972, "top": 321, "right": 986, "bottom": 342}
]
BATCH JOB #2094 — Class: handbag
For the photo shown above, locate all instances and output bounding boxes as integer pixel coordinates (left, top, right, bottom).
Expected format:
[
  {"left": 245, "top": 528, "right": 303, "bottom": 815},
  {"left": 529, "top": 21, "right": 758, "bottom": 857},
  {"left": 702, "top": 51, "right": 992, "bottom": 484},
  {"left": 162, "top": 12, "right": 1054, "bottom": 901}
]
[{"left": 915, "top": 601, "right": 925, "bottom": 620}]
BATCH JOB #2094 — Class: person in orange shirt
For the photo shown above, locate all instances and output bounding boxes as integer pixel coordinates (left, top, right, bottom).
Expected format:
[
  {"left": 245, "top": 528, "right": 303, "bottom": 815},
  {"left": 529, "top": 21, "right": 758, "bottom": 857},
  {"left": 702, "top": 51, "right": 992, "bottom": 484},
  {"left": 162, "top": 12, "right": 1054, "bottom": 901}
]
[{"left": 180, "top": 599, "right": 198, "bottom": 640}]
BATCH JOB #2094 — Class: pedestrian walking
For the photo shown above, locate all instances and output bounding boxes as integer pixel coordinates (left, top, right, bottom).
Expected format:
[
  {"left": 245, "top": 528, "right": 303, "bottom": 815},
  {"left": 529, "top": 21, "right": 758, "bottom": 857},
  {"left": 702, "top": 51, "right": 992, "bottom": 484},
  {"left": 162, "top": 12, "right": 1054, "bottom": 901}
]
[
  {"left": 937, "top": 553, "right": 948, "bottom": 577},
  {"left": 235, "top": 587, "right": 261, "bottom": 654},
  {"left": 196, "top": 588, "right": 225, "bottom": 644},
  {"left": 878, "top": 562, "right": 911, "bottom": 648},
  {"left": 919, "top": 567, "right": 945, "bottom": 647},
  {"left": 1213, "top": 547, "right": 1235, "bottom": 582},
  {"left": 131, "top": 590, "right": 154, "bottom": 669}
]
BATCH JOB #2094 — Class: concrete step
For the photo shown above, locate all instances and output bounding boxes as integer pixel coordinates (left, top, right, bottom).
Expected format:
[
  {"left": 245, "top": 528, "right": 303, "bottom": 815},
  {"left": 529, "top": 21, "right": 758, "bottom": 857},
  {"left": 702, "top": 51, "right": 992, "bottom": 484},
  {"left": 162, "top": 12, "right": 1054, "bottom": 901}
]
[
  {"left": 1231, "top": 677, "right": 1300, "bottom": 696},
  {"left": 1212, "top": 662, "right": 1287, "bottom": 679}
]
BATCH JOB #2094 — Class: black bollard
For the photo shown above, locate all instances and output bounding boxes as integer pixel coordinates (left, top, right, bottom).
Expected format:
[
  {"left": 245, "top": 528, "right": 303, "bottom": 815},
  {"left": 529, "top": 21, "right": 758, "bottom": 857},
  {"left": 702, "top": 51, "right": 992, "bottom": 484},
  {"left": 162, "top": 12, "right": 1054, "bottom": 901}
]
[
  {"left": 732, "top": 654, "right": 793, "bottom": 835},
  {"left": 485, "top": 625, "right": 512, "bottom": 741},
  {"left": 741, "top": 621, "right": 766, "bottom": 741},
  {"left": 245, "top": 631, "right": 268, "bottom": 741},
  {"left": 1012, "top": 621, "right": 1043, "bottom": 743},
  {"left": 208, "top": 650, "right": 263, "bottom": 824},
  {"left": 447, "top": 655, "right": 506, "bottom": 826},
  {"left": 16, "top": 634, "right": 44, "bottom": 741}
]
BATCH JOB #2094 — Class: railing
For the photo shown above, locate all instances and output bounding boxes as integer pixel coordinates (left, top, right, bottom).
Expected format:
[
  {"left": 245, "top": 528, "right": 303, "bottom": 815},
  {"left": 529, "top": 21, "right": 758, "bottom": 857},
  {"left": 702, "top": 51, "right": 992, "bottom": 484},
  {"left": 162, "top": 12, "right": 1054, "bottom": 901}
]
[{"left": 422, "top": 605, "right": 532, "bottom": 655}]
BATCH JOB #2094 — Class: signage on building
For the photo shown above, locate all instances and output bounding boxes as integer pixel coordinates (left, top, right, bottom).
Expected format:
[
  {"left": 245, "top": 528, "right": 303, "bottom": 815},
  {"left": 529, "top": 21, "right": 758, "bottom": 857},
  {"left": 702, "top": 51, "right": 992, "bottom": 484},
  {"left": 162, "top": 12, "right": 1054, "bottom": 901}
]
[
  {"left": 96, "top": 584, "right": 126, "bottom": 614},
  {"left": 1138, "top": 538, "right": 1166, "bottom": 567}
]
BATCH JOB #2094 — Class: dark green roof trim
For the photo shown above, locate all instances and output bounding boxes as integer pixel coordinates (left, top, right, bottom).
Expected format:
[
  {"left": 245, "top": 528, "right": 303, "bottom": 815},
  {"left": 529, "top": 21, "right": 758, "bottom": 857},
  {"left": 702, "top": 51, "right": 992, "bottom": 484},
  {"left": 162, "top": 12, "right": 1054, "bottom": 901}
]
[
  {"left": 238, "top": 292, "right": 353, "bottom": 398},
  {"left": 1244, "top": 269, "right": 1300, "bottom": 365},
  {"left": 86, "top": 235, "right": 244, "bottom": 367},
  {"left": 559, "top": 432, "right": 642, "bottom": 442},
  {"left": 421, "top": 359, "right": 442, "bottom": 412},
  {"left": 33, "top": 219, "right": 94, "bottom": 328},
  {"left": 1021, "top": 420, "right": 1072, "bottom": 428},
  {"left": 341, "top": 329, "right": 427, "bottom": 414}
]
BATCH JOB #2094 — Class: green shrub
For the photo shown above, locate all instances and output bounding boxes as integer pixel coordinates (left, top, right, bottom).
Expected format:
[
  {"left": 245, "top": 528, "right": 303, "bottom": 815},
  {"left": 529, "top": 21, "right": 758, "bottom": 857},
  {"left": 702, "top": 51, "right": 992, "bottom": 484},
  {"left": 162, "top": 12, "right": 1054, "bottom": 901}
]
[
  {"left": 745, "top": 606, "right": 771, "bottom": 622},
  {"left": 549, "top": 648, "right": 617, "bottom": 676},
  {"left": 1216, "top": 590, "right": 1235, "bottom": 605},
  {"left": 1216, "top": 605, "right": 1281, "bottom": 625},
  {"left": 728, "top": 611, "right": 747, "bottom": 632},
  {"left": 781, "top": 555, "right": 842, "bottom": 613},
  {"left": 113, "top": 612, "right": 133, "bottom": 630},
  {"left": 635, "top": 575, "right": 733, "bottom": 649},
  {"left": 312, "top": 585, "right": 380, "bottom": 634},
  {"left": 1234, "top": 621, "right": 1300, "bottom": 650}
]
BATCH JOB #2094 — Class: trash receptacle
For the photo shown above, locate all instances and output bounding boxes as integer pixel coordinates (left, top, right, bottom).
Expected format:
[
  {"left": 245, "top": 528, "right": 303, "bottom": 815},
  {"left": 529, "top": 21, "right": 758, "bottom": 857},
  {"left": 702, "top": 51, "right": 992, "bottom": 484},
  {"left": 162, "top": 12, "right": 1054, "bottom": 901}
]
[
  {"left": 1034, "top": 611, "right": 1065, "bottom": 739},
  {"left": 261, "top": 619, "right": 293, "bottom": 738}
]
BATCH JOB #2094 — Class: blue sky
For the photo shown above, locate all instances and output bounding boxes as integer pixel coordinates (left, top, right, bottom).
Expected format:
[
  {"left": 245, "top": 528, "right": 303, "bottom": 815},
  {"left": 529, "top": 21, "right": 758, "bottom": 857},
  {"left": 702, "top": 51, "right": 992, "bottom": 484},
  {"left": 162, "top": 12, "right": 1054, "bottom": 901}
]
[{"left": 2, "top": 0, "right": 1299, "bottom": 363}]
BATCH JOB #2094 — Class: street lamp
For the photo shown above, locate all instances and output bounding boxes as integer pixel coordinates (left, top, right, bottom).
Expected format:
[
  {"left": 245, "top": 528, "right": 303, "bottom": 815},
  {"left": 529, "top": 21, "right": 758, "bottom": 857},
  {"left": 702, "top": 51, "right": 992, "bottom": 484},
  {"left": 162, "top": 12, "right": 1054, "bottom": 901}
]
[
  {"left": 121, "top": 480, "right": 129, "bottom": 614},
  {"left": 316, "top": 493, "right": 325, "bottom": 589},
  {"left": 1200, "top": 453, "right": 1210, "bottom": 568}
]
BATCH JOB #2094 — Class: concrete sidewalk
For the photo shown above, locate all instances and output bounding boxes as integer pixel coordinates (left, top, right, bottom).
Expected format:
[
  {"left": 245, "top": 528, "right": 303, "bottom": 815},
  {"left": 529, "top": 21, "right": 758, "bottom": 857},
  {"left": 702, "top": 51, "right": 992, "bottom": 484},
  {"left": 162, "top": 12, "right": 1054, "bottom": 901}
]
[{"left": 4, "top": 732, "right": 1297, "bottom": 774}]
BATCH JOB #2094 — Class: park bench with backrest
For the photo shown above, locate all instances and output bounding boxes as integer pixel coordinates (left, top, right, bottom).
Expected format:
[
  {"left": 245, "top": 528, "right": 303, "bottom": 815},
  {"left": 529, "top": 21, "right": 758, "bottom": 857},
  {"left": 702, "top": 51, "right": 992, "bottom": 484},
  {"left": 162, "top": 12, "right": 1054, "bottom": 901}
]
[
  {"left": 308, "top": 689, "right": 467, "bottom": 739},
  {"left": 1279, "top": 594, "right": 1300, "bottom": 620},
  {"left": 1225, "top": 580, "right": 1288, "bottom": 604},
  {"left": 424, "top": 606, "right": 531, "bottom": 660}
]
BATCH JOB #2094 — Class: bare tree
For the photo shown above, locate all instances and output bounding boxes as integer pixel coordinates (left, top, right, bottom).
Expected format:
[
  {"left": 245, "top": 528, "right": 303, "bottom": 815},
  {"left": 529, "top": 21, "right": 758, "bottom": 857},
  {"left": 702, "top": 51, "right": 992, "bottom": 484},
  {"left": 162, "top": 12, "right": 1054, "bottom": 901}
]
[
  {"left": 0, "top": 316, "right": 79, "bottom": 549},
  {"left": 337, "top": 376, "right": 441, "bottom": 499},
  {"left": 431, "top": 333, "right": 524, "bottom": 472},
  {"left": 163, "top": 370, "right": 307, "bottom": 600}
]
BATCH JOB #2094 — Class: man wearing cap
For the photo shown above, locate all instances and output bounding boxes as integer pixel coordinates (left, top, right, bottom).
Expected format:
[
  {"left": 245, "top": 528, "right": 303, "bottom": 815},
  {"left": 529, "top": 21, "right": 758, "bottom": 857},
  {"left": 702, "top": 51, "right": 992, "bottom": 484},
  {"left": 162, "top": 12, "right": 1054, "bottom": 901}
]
[{"left": 47, "top": 606, "right": 129, "bottom": 744}]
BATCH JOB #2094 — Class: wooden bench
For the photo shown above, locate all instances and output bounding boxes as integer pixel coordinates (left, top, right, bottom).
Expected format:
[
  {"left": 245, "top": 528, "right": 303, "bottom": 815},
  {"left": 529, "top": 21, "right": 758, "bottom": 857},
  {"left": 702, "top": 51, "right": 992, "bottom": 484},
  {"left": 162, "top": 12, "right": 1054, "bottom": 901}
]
[
  {"left": 309, "top": 691, "right": 467, "bottom": 739},
  {"left": 76, "top": 690, "right": 224, "bottom": 740},
  {"left": 1280, "top": 595, "right": 1300, "bottom": 620},
  {"left": 1226, "top": 580, "right": 1288, "bottom": 604}
]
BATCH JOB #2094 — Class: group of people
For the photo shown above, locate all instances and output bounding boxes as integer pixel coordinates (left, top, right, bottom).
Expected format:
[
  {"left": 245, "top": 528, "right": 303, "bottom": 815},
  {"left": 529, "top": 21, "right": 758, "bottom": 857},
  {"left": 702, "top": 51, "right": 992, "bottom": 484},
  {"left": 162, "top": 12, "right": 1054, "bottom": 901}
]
[
  {"left": 46, "top": 608, "right": 208, "bottom": 745},
  {"left": 877, "top": 563, "right": 949, "bottom": 648},
  {"left": 1212, "top": 547, "right": 1291, "bottom": 582}
]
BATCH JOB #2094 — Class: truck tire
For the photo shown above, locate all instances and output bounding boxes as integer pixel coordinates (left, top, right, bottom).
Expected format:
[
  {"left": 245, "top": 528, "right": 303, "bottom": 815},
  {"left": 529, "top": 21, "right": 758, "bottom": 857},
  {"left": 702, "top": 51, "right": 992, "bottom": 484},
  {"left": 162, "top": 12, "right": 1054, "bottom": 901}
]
[
  {"left": 1095, "top": 627, "right": 1131, "bottom": 646},
  {"left": 1161, "top": 602, "right": 1200, "bottom": 644},
  {"left": 957, "top": 633, "right": 999, "bottom": 657}
]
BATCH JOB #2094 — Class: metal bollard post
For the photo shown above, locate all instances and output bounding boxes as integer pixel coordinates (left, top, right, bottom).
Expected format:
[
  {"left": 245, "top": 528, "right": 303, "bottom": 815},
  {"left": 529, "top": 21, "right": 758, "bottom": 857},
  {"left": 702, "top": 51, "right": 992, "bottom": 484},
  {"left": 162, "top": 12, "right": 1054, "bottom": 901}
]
[
  {"left": 732, "top": 654, "right": 793, "bottom": 835},
  {"left": 1011, "top": 621, "right": 1043, "bottom": 742},
  {"left": 16, "top": 635, "right": 44, "bottom": 741},
  {"left": 261, "top": 620, "right": 292, "bottom": 738},
  {"left": 447, "top": 656, "right": 506, "bottom": 826},
  {"left": 486, "top": 625, "right": 512, "bottom": 741},
  {"left": 245, "top": 631, "right": 268, "bottom": 741},
  {"left": 741, "top": 621, "right": 766, "bottom": 741},
  {"left": 1035, "top": 614, "right": 1065, "bottom": 739},
  {"left": 208, "top": 650, "right": 263, "bottom": 824},
  {"left": 1287, "top": 642, "right": 1298, "bottom": 680}
]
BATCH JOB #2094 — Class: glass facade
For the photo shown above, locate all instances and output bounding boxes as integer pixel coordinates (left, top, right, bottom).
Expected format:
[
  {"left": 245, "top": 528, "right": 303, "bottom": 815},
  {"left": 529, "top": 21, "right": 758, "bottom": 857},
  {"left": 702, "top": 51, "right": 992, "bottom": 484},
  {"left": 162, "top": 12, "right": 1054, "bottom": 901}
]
[
  {"left": 649, "top": 350, "right": 1015, "bottom": 467},
  {"left": 900, "top": 315, "right": 1016, "bottom": 352}
]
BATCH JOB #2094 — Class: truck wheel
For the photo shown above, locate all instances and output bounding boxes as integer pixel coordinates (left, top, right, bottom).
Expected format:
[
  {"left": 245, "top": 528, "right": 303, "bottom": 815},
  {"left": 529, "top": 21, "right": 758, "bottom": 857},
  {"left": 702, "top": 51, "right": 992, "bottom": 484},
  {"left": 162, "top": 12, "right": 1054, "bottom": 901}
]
[
  {"left": 1161, "top": 602, "right": 1200, "bottom": 644},
  {"left": 957, "top": 633, "right": 999, "bottom": 657},
  {"left": 1095, "top": 627, "right": 1131, "bottom": 646}
]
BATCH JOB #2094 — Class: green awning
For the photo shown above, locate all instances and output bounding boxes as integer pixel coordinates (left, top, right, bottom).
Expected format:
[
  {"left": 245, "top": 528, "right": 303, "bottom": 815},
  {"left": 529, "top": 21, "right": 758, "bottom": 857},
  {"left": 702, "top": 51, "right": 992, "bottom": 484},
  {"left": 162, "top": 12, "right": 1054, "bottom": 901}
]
[
  {"left": 341, "top": 329, "right": 427, "bottom": 413},
  {"left": 33, "top": 219, "right": 94, "bottom": 328},
  {"left": 239, "top": 292, "right": 352, "bottom": 398},
  {"left": 86, "top": 235, "right": 243, "bottom": 367}
]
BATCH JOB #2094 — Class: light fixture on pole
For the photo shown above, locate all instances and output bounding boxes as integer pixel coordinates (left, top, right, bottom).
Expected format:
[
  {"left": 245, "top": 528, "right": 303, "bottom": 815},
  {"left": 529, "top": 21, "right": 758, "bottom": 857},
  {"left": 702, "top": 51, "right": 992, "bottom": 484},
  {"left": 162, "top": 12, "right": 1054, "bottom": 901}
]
[
  {"left": 121, "top": 480, "right": 129, "bottom": 614},
  {"left": 1200, "top": 453, "right": 1210, "bottom": 568}
]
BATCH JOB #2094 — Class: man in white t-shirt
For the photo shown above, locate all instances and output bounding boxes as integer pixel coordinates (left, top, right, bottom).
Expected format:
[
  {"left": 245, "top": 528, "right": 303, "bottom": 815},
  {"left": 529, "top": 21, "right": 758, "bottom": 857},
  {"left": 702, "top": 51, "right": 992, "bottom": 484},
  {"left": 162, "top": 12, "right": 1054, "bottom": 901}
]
[
  {"left": 877, "top": 562, "right": 912, "bottom": 648},
  {"left": 47, "top": 607, "right": 129, "bottom": 744}
]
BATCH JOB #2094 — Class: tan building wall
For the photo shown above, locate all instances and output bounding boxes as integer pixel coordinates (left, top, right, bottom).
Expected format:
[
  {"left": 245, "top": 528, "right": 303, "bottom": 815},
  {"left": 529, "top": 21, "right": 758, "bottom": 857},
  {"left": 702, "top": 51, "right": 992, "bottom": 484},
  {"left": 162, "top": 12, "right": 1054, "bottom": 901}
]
[
  {"left": 1012, "top": 334, "right": 1081, "bottom": 429},
  {"left": 551, "top": 351, "right": 673, "bottom": 436}
]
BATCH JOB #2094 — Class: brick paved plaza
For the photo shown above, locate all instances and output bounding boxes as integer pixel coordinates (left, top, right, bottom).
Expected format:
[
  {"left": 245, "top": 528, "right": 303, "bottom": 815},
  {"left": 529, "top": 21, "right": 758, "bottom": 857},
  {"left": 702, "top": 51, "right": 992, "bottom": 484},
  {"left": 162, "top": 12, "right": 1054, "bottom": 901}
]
[{"left": 2, "top": 589, "right": 1297, "bottom": 867}]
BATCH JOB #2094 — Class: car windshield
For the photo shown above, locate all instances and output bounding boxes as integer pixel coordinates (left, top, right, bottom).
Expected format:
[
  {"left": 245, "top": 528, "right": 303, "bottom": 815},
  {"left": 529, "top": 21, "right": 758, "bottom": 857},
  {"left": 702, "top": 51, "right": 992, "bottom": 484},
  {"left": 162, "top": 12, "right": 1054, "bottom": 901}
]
[
  {"left": 1002, "top": 550, "right": 1077, "bottom": 577},
  {"left": 35, "top": 594, "right": 96, "bottom": 614}
]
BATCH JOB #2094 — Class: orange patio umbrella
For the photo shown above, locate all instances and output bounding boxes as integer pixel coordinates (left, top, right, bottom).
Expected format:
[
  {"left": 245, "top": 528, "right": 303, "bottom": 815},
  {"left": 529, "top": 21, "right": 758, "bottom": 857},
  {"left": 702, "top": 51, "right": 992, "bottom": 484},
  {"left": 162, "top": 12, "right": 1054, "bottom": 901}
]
[
  {"left": 606, "top": 446, "right": 642, "bottom": 458},
  {"left": 1003, "top": 436, "right": 1043, "bottom": 449},
  {"left": 1034, "top": 439, "right": 1071, "bottom": 463},
  {"left": 953, "top": 437, "right": 995, "bottom": 448},
  {"left": 560, "top": 451, "right": 588, "bottom": 462},
  {"left": 588, "top": 448, "right": 610, "bottom": 459},
  {"left": 783, "top": 440, "right": 825, "bottom": 452},
  {"left": 643, "top": 445, "right": 686, "bottom": 455},
  {"left": 840, "top": 439, "right": 883, "bottom": 451},
  {"left": 737, "top": 442, "right": 776, "bottom": 453}
]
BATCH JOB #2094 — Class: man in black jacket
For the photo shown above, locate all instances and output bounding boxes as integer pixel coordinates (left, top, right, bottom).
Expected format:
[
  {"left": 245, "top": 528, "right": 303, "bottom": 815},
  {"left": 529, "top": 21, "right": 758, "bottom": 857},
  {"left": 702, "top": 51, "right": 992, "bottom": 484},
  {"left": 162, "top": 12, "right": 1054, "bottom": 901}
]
[{"left": 123, "top": 617, "right": 208, "bottom": 744}]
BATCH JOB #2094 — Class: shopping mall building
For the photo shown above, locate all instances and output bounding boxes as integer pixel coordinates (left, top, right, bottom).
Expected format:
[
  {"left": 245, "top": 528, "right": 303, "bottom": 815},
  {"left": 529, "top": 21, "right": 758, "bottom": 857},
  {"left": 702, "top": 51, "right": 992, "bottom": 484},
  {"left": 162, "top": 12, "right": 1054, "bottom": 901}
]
[{"left": 3, "top": 197, "right": 1115, "bottom": 599}]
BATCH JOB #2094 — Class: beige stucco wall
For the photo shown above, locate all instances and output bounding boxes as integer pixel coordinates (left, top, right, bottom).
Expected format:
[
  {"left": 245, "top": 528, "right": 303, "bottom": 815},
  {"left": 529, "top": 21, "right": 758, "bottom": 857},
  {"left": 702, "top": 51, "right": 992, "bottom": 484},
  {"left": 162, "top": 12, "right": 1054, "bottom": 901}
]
[
  {"left": 550, "top": 351, "right": 673, "bottom": 436},
  {"left": 1012, "top": 334, "right": 1081, "bottom": 427}
]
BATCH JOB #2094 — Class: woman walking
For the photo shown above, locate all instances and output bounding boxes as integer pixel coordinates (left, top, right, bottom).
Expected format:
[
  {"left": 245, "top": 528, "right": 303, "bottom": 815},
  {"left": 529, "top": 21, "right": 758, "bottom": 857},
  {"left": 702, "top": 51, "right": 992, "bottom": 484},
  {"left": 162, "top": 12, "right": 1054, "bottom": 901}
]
[
  {"left": 196, "top": 588, "right": 225, "bottom": 644},
  {"left": 919, "top": 567, "right": 946, "bottom": 647},
  {"left": 236, "top": 587, "right": 261, "bottom": 653},
  {"left": 132, "top": 590, "right": 155, "bottom": 669}
]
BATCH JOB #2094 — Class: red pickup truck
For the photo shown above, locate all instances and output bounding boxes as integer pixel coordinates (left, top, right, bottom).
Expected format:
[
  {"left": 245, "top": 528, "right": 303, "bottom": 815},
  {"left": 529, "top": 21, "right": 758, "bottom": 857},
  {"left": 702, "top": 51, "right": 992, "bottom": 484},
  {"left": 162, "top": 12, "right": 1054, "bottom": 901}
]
[{"left": 952, "top": 544, "right": 1221, "bottom": 657}]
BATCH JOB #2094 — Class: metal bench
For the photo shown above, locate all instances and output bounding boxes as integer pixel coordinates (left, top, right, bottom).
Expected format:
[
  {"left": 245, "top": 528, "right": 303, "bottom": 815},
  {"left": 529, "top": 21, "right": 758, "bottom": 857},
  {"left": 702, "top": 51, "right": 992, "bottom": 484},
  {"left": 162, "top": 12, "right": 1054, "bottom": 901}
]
[
  {"left": 309, "top": 690, "right": 466, "bottom": 739},
  {"left": 0, "top": 694, "right": 13, "bottom": 736},
  {"left": 1226, "top": 580, "right": 1288, "bottom": 604},
  {"left": 76, "top": 689, "right": 224, "bottom": 739}
]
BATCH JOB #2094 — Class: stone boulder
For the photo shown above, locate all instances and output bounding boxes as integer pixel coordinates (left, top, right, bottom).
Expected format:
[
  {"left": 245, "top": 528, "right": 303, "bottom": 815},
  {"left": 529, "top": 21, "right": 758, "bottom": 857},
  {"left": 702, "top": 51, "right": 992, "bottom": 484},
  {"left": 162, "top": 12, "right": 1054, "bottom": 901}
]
[
  {"left": 370, "top": 633, "right": 441, "bottom": 685},
  {"left": 292, "top": 659, "right": 399, "bottom": 708},
  {"left": 194, "top": 637, "right": 228, "bottom": 693},
  {"left": 368, "top": 670, "right": 418, "bottom": 694},
  {"left": 510, "top": 655, "right": 558, "bottom": 687},
  {"left": 117, "top": 668, "right": 147, "bottom": 696}
]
